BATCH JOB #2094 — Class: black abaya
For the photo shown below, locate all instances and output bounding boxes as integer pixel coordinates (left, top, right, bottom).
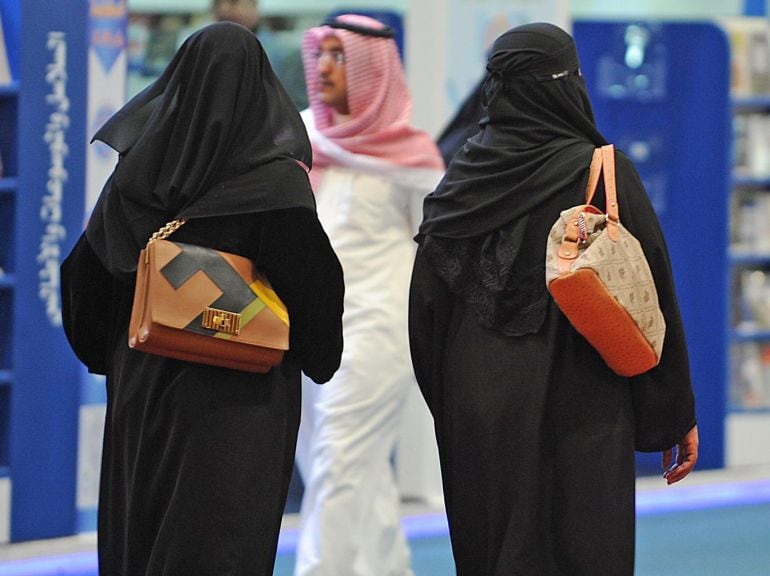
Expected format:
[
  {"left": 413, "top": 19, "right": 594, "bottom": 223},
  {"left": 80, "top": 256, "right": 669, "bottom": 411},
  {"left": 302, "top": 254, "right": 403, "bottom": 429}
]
[
  {"left": 411, "top": 260, "right": 637, "bottom": 574},
  {"left": 64, "top": 210, "right": 343, "bottom": 575},
  {"left": 409, "top": 23, "right": 695, "bottom": 575},
  {"left": 409, "top": 153, "right": 693, "bottom": 574},
  {"left": 61, "top": 22, "right": 345, "bottom": 576}
]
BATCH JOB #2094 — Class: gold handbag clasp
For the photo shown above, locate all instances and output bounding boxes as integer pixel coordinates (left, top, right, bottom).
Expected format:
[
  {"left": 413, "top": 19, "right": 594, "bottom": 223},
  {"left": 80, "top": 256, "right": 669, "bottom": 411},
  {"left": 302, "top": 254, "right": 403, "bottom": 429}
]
[{"left": 202, "top": 308, "right": 241, "bottom": 335}]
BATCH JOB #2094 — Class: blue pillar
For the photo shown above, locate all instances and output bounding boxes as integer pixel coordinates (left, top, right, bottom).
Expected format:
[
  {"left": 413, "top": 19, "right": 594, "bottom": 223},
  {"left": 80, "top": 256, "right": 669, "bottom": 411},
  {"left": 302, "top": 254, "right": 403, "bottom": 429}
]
[
  {"left": 7, "top": 0, "right": 88, "bottom": 541},
  {"left": 574, "top": 21, "right": 731, "bottom": 471}
]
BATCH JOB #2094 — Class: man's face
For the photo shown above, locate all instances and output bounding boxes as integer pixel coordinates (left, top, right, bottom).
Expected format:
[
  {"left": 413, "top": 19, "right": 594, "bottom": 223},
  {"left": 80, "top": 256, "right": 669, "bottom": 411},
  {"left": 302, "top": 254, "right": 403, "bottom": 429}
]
[
  {"left": 213, "top": 0, "right": 259, "bottom": 33},
  {"left": 316, "top": 36, "right": 349, "bottom": 115}
]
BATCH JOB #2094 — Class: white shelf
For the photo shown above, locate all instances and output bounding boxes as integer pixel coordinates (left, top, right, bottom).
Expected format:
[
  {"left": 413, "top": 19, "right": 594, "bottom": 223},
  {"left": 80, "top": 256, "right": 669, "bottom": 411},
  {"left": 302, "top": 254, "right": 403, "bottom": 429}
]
[{"left": 726, "top": 412, "right": 770, "bottom": 466}]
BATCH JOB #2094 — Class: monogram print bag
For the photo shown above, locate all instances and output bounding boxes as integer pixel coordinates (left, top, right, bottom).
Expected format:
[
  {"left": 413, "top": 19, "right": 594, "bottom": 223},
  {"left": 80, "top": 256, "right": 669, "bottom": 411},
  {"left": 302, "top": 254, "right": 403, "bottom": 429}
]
[{"left": 545, "top": 145, "right": 666, "bottom": 377}]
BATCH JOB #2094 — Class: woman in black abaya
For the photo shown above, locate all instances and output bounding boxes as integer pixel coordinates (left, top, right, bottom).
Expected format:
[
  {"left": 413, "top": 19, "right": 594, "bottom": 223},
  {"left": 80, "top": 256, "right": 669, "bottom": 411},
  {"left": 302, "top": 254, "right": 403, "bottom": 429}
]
[
  {"left": 61, "top": 23, "right": 344, "bottom": 575},
  {"left": 409, "top": 23, "right": 698, "bottom": 575}
]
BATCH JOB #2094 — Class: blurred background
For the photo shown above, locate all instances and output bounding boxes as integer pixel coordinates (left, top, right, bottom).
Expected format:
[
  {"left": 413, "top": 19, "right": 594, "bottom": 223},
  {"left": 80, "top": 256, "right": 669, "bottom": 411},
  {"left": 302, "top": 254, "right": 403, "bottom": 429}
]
[{"left": 0, "top": 0, "right": 768, "bottom": 574}]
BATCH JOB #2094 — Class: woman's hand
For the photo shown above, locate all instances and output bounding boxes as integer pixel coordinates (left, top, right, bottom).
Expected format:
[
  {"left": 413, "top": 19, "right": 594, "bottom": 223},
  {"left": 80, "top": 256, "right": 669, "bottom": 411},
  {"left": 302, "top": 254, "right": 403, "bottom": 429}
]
[{"left": 662, "top": 424, "right": 699, "bottom": 485}]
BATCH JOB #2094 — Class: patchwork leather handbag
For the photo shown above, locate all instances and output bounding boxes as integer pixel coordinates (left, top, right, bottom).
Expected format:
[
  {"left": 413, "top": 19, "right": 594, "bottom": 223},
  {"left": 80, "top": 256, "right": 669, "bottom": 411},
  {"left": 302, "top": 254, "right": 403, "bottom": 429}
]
[
  {"left": 128, "top": 219, "right": 289, "bottom": 373},
  {"left": 545, "top": 144, "right": 666, "bottom": 377}
]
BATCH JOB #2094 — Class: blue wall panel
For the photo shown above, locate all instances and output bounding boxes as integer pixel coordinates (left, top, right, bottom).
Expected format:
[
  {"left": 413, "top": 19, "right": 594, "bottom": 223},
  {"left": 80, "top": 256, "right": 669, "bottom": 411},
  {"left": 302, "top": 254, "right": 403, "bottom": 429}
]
[
  {"left": 9, "top": 0, "right": 88, "bottom": 541},
  {"left": 574, "top": 21, "right": 731, "bottom": 471}
]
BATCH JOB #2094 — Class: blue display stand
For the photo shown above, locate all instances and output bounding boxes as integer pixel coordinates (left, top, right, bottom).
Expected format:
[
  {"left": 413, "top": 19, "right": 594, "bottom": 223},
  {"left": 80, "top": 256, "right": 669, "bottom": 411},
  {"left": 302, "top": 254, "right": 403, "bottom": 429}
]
[
  {"left": 573, "top": 21, "right": 731, "bottom": 471},
  {"left": 0, "top": 0, "right": 127, "bottom": 542},
  {"left": 0, "top": 0, "right": 88, "bottom": 541}
]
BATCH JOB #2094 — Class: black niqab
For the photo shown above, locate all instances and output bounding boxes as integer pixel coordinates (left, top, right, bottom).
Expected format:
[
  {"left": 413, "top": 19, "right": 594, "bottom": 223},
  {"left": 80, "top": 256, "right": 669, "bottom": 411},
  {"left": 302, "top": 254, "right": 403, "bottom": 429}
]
[
  {"left": 86, "top": 22, "right": 316, "bottom": 281},
  {"left": 420, "top": 22, "right": 606, "bottom": 240},
  {"left": 416, "top": 23, "right": 608, "bottom": 335}
]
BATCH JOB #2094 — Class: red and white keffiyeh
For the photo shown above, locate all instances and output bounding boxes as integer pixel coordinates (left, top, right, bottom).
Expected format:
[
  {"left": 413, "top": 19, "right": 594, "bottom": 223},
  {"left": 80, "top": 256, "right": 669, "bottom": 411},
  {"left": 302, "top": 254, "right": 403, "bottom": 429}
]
[{"left": 302, "top": 14, "right": 444, "bottom": 189}]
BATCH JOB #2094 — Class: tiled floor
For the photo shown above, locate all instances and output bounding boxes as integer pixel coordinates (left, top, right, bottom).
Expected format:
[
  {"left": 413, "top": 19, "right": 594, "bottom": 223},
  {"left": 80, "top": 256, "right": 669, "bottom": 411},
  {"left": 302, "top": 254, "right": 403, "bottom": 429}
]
[{"left": 2, "top": 463, "right": 769, "bottom": 570}]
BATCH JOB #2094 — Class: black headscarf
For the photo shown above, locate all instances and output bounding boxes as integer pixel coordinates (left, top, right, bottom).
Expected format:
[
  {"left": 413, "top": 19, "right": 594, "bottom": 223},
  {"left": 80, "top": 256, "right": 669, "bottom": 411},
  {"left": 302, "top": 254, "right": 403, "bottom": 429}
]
[
  {"left": 416, "top": 23, "right": 608, "bottom": 335},
  {"left": 420, "top": 22, "right": 606, "bottom": 239},
  {"left": 86, "top": 22, "right": 316, "bottom": 281}
]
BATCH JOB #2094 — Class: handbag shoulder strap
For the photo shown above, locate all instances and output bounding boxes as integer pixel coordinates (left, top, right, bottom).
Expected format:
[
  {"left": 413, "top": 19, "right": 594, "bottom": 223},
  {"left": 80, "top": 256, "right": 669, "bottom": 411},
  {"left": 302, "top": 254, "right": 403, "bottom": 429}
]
[
  {"left": 147, "top": 219, "right": 187, "bottom": 247},
  {"left": 600, "top": 144, "right": 620, "bottom": 241},
  {"left": 143, "top": 219, "right": 187, "bottom": 264},
  {"left": 584, "top": 148, "right": 603, "bottom": 204}
]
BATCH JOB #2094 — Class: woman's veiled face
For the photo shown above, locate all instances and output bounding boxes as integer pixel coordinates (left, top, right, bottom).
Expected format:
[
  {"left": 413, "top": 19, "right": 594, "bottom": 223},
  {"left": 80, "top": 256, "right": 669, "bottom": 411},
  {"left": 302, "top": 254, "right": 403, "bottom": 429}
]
[{"left": 315, "top": 35, "right": 349, "bottom": 115}]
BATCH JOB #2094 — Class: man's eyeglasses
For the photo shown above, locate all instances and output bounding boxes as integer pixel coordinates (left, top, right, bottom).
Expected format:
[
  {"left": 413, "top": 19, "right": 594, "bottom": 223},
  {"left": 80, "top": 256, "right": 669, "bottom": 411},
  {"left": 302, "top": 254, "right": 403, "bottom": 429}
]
[{"left": 314, "top": 50, "right": 345, "bottom": 66}]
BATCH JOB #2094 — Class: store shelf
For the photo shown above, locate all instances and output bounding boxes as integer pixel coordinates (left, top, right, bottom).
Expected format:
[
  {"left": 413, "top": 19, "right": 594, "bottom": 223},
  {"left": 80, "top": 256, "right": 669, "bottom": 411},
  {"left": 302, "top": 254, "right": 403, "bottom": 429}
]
[
  {"left": 724, "top": 17, "right": 770, "bottom": 467},
  {"left": 0, "top": 81, "right": 19, "bottom": 98},
  {"left": 728, "top": 405, "right": 770, "bottom": 414},
  {"left": 732, "top": 95, "right": 770, "bottom": 110},
  {"left": 0, "top": 178, "right": 16, "bottom": 194},
  {"left": 729, "top": 250, "right": 770, "bottom": 264},
  {"left": 732, "top": 175, "right": 770, "bottom": 187},
  {"left": 731, "top": 327, "right": 770, "bottom": 342}
]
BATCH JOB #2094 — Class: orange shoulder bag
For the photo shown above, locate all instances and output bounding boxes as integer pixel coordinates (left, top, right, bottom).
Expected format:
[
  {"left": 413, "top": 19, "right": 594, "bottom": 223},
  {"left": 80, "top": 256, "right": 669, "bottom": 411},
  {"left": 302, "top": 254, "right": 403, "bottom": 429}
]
[{"left": 545, "top": 144, "right": 666, "bottom": 377}]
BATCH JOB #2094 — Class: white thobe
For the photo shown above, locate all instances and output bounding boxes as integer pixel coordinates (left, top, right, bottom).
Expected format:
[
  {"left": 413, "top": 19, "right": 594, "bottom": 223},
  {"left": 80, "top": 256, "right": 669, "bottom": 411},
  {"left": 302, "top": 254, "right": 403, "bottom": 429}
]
[{"left": 294, "top": 124, "right": 443, "bottom": 576}]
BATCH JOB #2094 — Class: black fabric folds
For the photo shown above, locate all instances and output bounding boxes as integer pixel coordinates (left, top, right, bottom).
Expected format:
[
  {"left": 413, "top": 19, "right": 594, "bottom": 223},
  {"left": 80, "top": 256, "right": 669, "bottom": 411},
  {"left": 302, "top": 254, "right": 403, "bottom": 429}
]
[
  {"left": 86, "top": 22, "right": 316, "bottom": 282},
  {"left": 417, "top": 22, "right": 608, "bottom": 335},
  {"left": 61, "top": 233, "right": 120, "bottom": 375}
]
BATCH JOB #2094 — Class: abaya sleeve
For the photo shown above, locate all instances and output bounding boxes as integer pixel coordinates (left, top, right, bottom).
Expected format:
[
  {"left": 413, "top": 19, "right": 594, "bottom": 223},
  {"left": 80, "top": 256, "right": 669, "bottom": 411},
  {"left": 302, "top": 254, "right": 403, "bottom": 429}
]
[
  {"left": 60, "top": 232, "right": 122, "bottom": 375},
  {"left": 613, "top": 152, "right": 697, "bottom": 452},
  {"left": 257, "top": 208, "right": 345, "bottom": 384},
  {"left": 408, "top": 249, "right": 454, "bottom": 417}
]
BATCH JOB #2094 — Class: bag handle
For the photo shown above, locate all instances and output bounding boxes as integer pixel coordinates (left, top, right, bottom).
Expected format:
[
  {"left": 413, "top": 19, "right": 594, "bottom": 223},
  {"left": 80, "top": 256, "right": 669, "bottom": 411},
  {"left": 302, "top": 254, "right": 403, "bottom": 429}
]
[
  {"left": 600, "top": 144, "right": 619, "bottom": 241},
  {"left": 558, "top": 144, "right": 620, "bottom": 262},
  {"left": 584, "top": 148, "right": 603, "bottom": 203},
  {"left": 583, "top": 144, "right": 619, "bottom": 241}
]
